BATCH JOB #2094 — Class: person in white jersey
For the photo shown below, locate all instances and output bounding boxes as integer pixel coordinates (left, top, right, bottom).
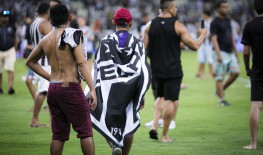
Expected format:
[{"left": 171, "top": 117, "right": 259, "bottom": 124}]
[{"left": 29, "top": 2, "right": 52, "bottom": 127}]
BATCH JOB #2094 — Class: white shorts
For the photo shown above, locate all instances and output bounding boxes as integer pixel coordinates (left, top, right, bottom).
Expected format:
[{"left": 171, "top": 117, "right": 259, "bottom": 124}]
[
  {"left": 213, "top": 51, "right": 240, "bottom": 81},
  {"left": 197, "top": 43, "right": 213, "bottom": 64},
  {"left": 0, "top": 47, "right": 16, "bottom": 73},
  {"left": 35, "top": 66, "right": 51, "bottom": 93}
]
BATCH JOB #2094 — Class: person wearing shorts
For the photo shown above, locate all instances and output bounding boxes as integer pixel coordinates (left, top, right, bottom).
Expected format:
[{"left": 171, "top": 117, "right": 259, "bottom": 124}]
[
  {"left": 26, "top": 4, "right": 97, "bottom": 155},
  {"left": 155, "top": 78, "right": 182, "bottom": 101},
  {"left": 196, "top": 10, "right": 214, "bottom": 79},
  {"left": 0, "top": 9, "right": 17, "bottom": 94},
  {"left": 241, "top": 0, "right": 263, "bottom": 150},
  {"left": 29, "top": 2, "right": 52, "bottom": 127},
  {"left": 48, "top": 82, "right": 93, "bottom": 141},
  {"left": 143, "top": 0, "right": 206, "bottom": 142},
  {"left": 210, "top": 0, "right": 240, "bottom": 106}
]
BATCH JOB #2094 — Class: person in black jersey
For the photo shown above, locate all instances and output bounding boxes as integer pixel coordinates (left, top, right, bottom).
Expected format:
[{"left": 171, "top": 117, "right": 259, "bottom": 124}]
[
  {"left": 241, "top": 0, "right": 263, "bottom": 150},
  {"left": 210, "top": 0, "right": 240, "bottom": 106},
  {"left": 143, "top": 0, "right": 207, "bottom": 142}
]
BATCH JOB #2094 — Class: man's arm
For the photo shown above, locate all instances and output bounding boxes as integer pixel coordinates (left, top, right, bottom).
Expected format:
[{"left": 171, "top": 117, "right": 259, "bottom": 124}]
[
  {"left": 26, "top": 40, "right": 50, "bottom": 81},
  {"left": 39, "top": 21, "right": 52, "bottom": 36},
  {"left": 73, "top": 40, "right": 97, "bottom": 110},
  {"left": 243, "top": 45, "right": 251, "bottom": 76},
  {"left": 176, "top": 22, "right": 206, "bottom": 51},
  {"left": 142, "top": 21, "right": 151, "bottom": 51},
  {"left": 13, "top": 25, "right": 18, "bottom": 50},
  {"left": 232, "top": 36, "right": 239, "bottom": 60},
  {"left": 211, "top": 35, "right": 222, "bottom": 63}
]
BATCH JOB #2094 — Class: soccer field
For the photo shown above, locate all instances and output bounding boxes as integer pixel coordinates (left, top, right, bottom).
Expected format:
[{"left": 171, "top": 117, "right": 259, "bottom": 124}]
[{"left": 0, "top": 51, "right": 262, "bottom": 155}]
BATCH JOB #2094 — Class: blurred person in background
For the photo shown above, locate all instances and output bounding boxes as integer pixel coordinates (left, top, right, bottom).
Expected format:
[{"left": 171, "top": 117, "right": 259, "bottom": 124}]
[
  {"left": 23, "top": 15, "right": 36, "bottom": 107},
  {"left": 77, "top": 16, "right": 95, "bottom": 70},
  {"left": 50, "top": 0, "right": 62, "bottom": 7},
  {"left": 137, "top": 12, "right": 150, "bottom": 40},
  {"left": 0, "top": 9, "right": 17, "bottom": 95},
  {"left": 70, "top": 10, "right": 79, "bottom": 29},
  {"left": 196, "top": 10, "right": 213, "bottom": 79},
  {"left": 29, "top": 2, "right": 52, "bottom": 127},
  {"left": 210, "top": 0, "right": 240, "bottom": 106},
  {"left": 241, "top": 0, "right": 263, "bottom": 150}
]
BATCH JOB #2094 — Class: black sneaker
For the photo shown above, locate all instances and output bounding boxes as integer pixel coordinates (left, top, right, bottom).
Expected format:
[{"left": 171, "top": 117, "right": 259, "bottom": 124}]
[
  {"left": 8, "top": 87, "right": 15, "bottom": 95},
  {"left": 219, "top": 100, "right": 230, "bottom": 106},
  {"left": 0, "top": 88, "right": 3, "bottom": 94},
  {"left": 112, "top": 146, "right": 122, "bottom": 155}
]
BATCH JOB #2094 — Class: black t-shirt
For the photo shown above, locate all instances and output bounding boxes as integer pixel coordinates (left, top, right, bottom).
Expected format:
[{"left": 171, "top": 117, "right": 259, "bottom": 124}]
[
  {"left": 210, "top": 17, "right": 233, "bottom": 53},
  {"left": 0, "top": 24, "right": 16, "bottom": 51},
  {"left": 241, "top": 16, "right": 263, "bottom": 79},
  {"left": 148, "top": 17, "right": 182, "bottom": 78}
]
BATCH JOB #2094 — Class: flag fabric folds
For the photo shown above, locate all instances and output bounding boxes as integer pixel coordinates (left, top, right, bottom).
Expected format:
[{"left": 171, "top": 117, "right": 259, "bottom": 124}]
[{"left": 85, "top": 32, "right": 151, "bottom": 147}]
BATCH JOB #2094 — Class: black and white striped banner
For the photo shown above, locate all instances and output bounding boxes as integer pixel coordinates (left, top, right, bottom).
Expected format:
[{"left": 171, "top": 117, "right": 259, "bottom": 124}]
[{"left": 85, "top": 32, "right": 151, "bottom": 147}]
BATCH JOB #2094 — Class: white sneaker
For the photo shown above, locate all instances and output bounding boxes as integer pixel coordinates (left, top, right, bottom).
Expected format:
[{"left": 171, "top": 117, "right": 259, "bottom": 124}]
[
  {"left": 169, "top": 120, "right": 176, "bottom": 129},
  {"left": 144, "top": 120, "right": 163, "bottom": 128},
  {"left": 144, "top": 119, "right": 176, "bottom": 129},
  {"left": 159, "top": 120, "right": 176, "bottom": 129},
  {"left": 144, "top": 120, "right": 154, "bottom": 128}
]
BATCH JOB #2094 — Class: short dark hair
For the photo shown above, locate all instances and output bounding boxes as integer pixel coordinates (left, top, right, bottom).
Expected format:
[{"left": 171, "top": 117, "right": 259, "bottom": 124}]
[
  {"left": 254, "top": 0, "right": 263, "bottom": 14},
  {"left": 36, "top": 3, "right": 50, "bottom": 15},
  {"left": 160, "top": 0, "right": 175, "bottom": 11},
  {"left": 203, "top": 10, "right": 212, "bottom": 16},
  {"left": 50, "top": 4, "right": 69, "bottom": 27},
  {"left": 216, "top": 0, "right": 227, "bottom": 9},
  {"left": 116, "top": 18, "right": 129, "bottom": 28}
]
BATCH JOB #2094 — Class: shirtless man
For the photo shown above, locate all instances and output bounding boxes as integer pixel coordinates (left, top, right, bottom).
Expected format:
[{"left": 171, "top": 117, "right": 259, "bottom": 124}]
[{"left": 27, "top": 4, "right": 97, "bottom": 155}]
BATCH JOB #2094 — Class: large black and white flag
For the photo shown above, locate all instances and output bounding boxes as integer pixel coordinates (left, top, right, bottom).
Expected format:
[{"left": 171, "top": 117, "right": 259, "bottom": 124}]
[{"left": 85, "top": 31, "right": 151, "bottom": 147}]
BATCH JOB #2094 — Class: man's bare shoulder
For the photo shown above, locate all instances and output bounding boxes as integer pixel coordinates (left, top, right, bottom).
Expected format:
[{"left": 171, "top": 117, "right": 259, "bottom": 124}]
[
  {"left": 41, "top": 31, "right": 53, "bottom": 41},
  {"left": 175, "top": 21, "right": 185, "bottom": 28},
  {"left": 38, "top": 20, "right": 49, "bottom": 28},
  {"left": 39, "top": 20, "right": 52, "bottom": 35},
  {"left": 175, "top": 21, "right": 187, "bottom": 35}
]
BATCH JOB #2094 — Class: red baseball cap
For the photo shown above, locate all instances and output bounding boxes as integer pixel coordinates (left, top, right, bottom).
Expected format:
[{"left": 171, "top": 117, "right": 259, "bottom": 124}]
[{"left": 114, "top": 8, "right": 132, "bottom": 24}]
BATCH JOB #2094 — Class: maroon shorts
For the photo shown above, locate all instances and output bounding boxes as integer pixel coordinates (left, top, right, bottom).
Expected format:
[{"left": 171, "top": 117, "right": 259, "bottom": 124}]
[{"left": 47, "top": 82, "right": 93, "bottom": 141}]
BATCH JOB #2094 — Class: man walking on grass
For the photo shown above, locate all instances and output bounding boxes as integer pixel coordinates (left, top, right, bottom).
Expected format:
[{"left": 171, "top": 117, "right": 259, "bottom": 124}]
[
  {"left": 87, "top": 7, "right": 151, "bottom": 155},
  {"left": 210, "top": 0, "right": 240, "bottom": 106},
  {"left": 143, "top": 0, "right": 206, "bottom": 142},
  {"left": 241, "top": 0, "right": 263, "bottom": 150}
]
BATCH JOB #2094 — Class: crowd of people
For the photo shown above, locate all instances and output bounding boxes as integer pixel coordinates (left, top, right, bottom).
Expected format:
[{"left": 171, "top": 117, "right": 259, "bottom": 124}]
[{"left": 0, "top": 0, "right": 262, "bottom": 154}]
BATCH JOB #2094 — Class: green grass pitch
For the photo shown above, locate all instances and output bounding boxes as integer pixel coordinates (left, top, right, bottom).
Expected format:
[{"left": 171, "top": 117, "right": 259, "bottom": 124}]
[{"left": 0, "top": 51, "right": 262, "bottom": 155}]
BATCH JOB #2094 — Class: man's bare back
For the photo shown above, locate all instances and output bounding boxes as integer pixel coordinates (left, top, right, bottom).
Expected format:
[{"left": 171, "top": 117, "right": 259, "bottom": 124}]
[
  {"left": 27, "top": 5, "right": 96, "bottom": 155},
  {"left": 27, "top": 25, "right": 97, "bottom": 110},
  {"left": 40, "top": 29, "right": 80, "bottom": 83}
]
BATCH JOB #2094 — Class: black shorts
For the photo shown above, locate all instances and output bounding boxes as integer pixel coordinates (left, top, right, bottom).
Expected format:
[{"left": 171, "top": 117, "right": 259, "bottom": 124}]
[
  {"left": 251, "top": 79, "right": 263, "bottom": 101},
  {"left": 151, "top": 76, "right": 157, "bottom": 91},
  {"left": 155, "top": 77, "right": 182, "bottom": 101}
]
